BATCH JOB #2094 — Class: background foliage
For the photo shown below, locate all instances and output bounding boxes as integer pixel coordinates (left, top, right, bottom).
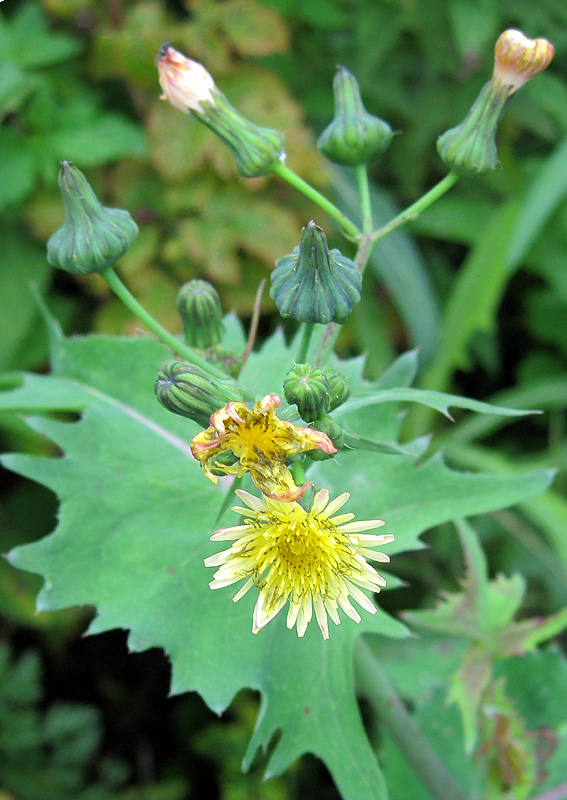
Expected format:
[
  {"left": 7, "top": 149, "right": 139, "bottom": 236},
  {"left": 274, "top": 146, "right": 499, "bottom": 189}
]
[{"left": 1, "top": 0, "right": 567, "bottom": 798}]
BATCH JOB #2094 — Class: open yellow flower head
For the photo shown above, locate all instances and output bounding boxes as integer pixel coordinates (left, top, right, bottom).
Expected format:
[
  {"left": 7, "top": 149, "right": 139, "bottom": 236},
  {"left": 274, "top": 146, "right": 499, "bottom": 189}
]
[
  {"left": 205, "top": 488, "right": 394, "bottom": 639},
  {"left": 190, "top": 394, "right": 336, "bottom": 501},
  {"left": 157, "top": 43, "right": 217, "bottom": 114},
  {"left": 493, "top": 29, "right": 554, "bottom": 95}
]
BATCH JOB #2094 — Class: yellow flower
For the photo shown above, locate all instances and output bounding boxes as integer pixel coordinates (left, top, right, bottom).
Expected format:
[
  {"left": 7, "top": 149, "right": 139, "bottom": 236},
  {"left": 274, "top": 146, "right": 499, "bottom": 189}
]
[
  {"left": 190, "top": 394, "right": 336, "bottom": 501},
  {"left": 493, "top": 29, "right": 554, "bottom": 95},
  {"left": 156, "top": 43, "right": 217, "bottom": 114},
  {"left": 205, "top": 488, "right": 394, "bottom": 639}
]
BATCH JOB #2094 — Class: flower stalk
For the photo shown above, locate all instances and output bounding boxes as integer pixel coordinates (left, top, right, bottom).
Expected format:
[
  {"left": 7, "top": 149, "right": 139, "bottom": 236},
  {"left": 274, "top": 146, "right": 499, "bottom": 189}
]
[{"left": 355, "top": 638, "right": 468, "bottom": 800}]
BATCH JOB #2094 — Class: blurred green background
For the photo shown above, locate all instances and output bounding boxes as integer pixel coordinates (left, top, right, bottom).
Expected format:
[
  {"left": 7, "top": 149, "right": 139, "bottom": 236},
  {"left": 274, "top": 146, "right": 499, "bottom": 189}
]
[{"left": 1, "top": 1, "right": 567, "bottom": 797}]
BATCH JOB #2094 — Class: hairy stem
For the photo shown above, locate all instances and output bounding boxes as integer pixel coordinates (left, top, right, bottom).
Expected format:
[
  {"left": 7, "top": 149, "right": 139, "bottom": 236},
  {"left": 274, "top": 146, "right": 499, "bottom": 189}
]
[{"left": 355, "top": 638, "right": 468, "bottom": 800}]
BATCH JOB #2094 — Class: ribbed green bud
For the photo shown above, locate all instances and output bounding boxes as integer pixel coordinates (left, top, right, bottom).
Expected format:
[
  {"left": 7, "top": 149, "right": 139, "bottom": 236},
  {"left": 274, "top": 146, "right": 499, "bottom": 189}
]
[
  {"left": 317, "top": 66, "right": 393, "bottom": 166},
  {"left": 306, "top": 415, "right": 344, "bottom": 461},
  {"left": 47, "top": 161, "right": 138, "bottom": 275},
  {"left": 155, "top": 361, "right": 243, "bottom": 428},
  {"left": 270, "top": 221, "right": 362, "bottom": 324},
  {"left": 320, "top": 367, "right": 351, "bottom": 411},
  {"left": 436, "top": 81, "right": 509, "bottom": 175},
  {"left": 283, "top": 364, "right": 331, "bottom": 422},
  {"left": 176, "top": 280, "right": 225, "bottom": 349},
  {"left": 196, "top": 94, "right": 285, "bottom": 178},
  {"left": 157, "top": 45, "right": 285, "bottom": 178}
]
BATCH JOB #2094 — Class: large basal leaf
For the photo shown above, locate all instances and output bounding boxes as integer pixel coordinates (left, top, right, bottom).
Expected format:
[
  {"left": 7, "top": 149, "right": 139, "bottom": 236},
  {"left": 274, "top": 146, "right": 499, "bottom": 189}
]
[{"left": 0, "top": 320, "right": 552, "bottom": 800}]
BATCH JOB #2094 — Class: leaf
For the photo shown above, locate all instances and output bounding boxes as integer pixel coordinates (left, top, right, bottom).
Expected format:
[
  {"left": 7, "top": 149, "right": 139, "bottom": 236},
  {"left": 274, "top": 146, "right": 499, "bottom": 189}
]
[
  {"left": 6, "top": 1, "right": 82, "bottom": 68},
  {"left": 403, "top": 520, "right": 567, "bottom": 751},
  {"left": 341, "top": 386, "right": 535, "bottom": 421},
  {"left": 0, "top": 324, "right": 553, "bottom": 799},
  {"left": 505, "top": 135, "right": 567, "bottom": 271},
  {"left": 0, "top": 327, "right": 407, "bottom": 800},
  {"left": 495, "top": 649, "right": 567, "bottom": 730},
  {"left": 0, "top": 129, "right": 38, "bottom": 210},
  {"left": 48, "top": 113, "right": 148, "bottom": 165},
  {"left": 0, "top": 225, "right": 50, "bottom": 371}
]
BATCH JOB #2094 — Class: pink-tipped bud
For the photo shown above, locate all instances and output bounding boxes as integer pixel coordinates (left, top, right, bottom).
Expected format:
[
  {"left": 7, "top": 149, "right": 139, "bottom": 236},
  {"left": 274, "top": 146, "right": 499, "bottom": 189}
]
[
  {"left": 493, "top": 29, "right": 555, "bottom": 95},
  {"left": 157, "top": 44, "right": 217, "bottom": 114}
]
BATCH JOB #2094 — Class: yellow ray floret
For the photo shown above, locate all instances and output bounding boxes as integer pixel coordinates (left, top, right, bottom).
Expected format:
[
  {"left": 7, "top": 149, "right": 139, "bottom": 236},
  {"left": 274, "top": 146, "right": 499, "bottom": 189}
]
[
  {"left": 190, "top": 394, "right": 336, "bottom": 501},
  {"left": 205, "top": 488, "right": 394, "bottom": 639}
]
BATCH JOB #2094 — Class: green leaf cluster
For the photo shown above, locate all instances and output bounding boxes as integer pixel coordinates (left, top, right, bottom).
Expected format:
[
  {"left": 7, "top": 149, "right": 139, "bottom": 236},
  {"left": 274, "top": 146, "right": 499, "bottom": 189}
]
[{"left": 0, "top": 314, "right": 554, "bottom": 800}]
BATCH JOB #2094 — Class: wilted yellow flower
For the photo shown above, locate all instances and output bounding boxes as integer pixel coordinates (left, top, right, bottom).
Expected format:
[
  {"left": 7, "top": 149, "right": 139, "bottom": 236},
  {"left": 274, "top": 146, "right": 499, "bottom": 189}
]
[
  {"left": 190, "top": 394, "right": 336, "bottom": 501},
  {"left": 205, "top": 488, "right": 393, "bottom": 639},
  {"left": 493, "top": 29, "right": 555, "bottom": 95},
  {"left": 156, "top": 43, "right": 217, "bottom": 113}
]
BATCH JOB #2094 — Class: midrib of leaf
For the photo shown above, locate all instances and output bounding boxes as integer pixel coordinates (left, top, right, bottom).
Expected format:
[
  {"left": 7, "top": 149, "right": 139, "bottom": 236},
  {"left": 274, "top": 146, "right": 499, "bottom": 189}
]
[{"left": 81, "top": 383, "right": 194, "bottom": 458}]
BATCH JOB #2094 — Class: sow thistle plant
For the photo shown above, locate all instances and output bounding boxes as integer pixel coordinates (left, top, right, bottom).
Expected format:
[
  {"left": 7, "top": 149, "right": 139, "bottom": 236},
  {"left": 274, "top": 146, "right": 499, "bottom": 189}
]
[{"left": 2, "top": 26, "right": 565, "bottom": 800}]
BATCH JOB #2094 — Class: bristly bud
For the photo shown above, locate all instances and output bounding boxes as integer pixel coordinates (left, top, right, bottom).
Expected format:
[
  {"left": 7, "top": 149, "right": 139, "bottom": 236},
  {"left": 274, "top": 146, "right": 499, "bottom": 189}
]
[
  {"left": 270, "top": 221, "right": 362, "bottom": 324},
  {"left": 47, "top": 161, "right": 138, "bottom": 275},
  {"left": 157, "top": 44, "right": 285, "bottom": 178},
  {"left": 306, "top": 414, "right": 344, "bottom": 460},
  {"left": 320, "top": 366, "right": 350, "bottom": 411},
  {"left": 155, "top": 361, "right": 244, "bottom": 428},
  {"left": 318, "top": 66, "right": 393, "bottom": 166},
  {"left": 283, "top": 364, "right": 331, "bottom": 422},
  {"left": 176, "top": 280, "right": 225, "bottom": 350},
  {"left": 437, "top": 29, "right": 554, "bottom": 175}
]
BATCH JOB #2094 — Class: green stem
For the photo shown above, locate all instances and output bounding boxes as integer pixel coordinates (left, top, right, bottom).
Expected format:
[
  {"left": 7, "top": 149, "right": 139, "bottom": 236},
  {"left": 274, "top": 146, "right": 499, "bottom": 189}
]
[
  {"left": 313, "top": 232, "right": 374, "bottom": 366},
  {"left": 297, "top": 323, "right": 315, "bottom": 363},
  {"left": 355, "top": 638, "right": 468, "bottom": 800},
  {"left": 370, "top": 171, "right": 459, "bottom": 244},
  {"left": 272, "top": 162, "right": 361, "bottom": 239},
  {"left": 100, "top": 267, "right": 228, "bottom": 380},
  {"left": 355, "top": 164, "right": 372, "bottom": 234}
]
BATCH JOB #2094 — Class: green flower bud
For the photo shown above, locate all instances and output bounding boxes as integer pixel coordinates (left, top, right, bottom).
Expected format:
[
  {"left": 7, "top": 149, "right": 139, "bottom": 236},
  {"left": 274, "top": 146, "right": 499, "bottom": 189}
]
[
  {"left": 155, "top": 361, "right": 243, "bottom": 428},
  {"left": 317, "top": 66, "right": 393, "bottom": 166},
  {"left": 320, "top": 367, "right": 350, "bottom": 411},
  {"left": 176, "top": 279, "right": 225, "bottom": 349},
  {"left": 436, "top": 81, "right": 508, "bottom": 175},
  {"left": 437, "top": 29, "right": 555, "bottom": 175},
  {"left": 47, "top": 161, "right": 138, "bottom": 275},
  {"left": 270, "top": 221, "right": 362, "bottom": 324},
  {"left": 283, "top": 364, "right": 331, "bottom": 422},
  {"left": 306, "top": 415, "right": 344, "bottom": 461},
  {"left": 157, "top": 45, "right": 285, "bottom": 178}
]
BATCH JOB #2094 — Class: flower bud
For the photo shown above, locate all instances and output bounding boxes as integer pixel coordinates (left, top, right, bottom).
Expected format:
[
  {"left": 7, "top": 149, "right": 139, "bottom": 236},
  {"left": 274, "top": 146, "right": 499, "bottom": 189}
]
[
  {"left": 320, "top": 366, "right": 350, "bottom": 411},
  {"left": 306, "top": 414, "right": 344, "bottom": 461},
  {"left": 283, "top": 364, "right": 331, "bottom": 422},
  {"left": 317, "top": 66, "right": 393, "bottom": 166},
  {"left": 493, "top": 29, "right": 555, "bottom": 95},
  {"left": 176, "top": 280, "right": 225, "bottom": 349},
  {"left": 270, "top": 221, "right": 362, "bottom": 324},
  {"left": 437, "top": 29, "right": 554, "bottom": 175},
  {"left": 157, "top": 44, "right": 285, "bottom": 178},
  {"left": 155, "top": 361, "right": 244, "bottom": 428},
  {"left": 47, "top": 161, "right": 138, "bottom": 275}
]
